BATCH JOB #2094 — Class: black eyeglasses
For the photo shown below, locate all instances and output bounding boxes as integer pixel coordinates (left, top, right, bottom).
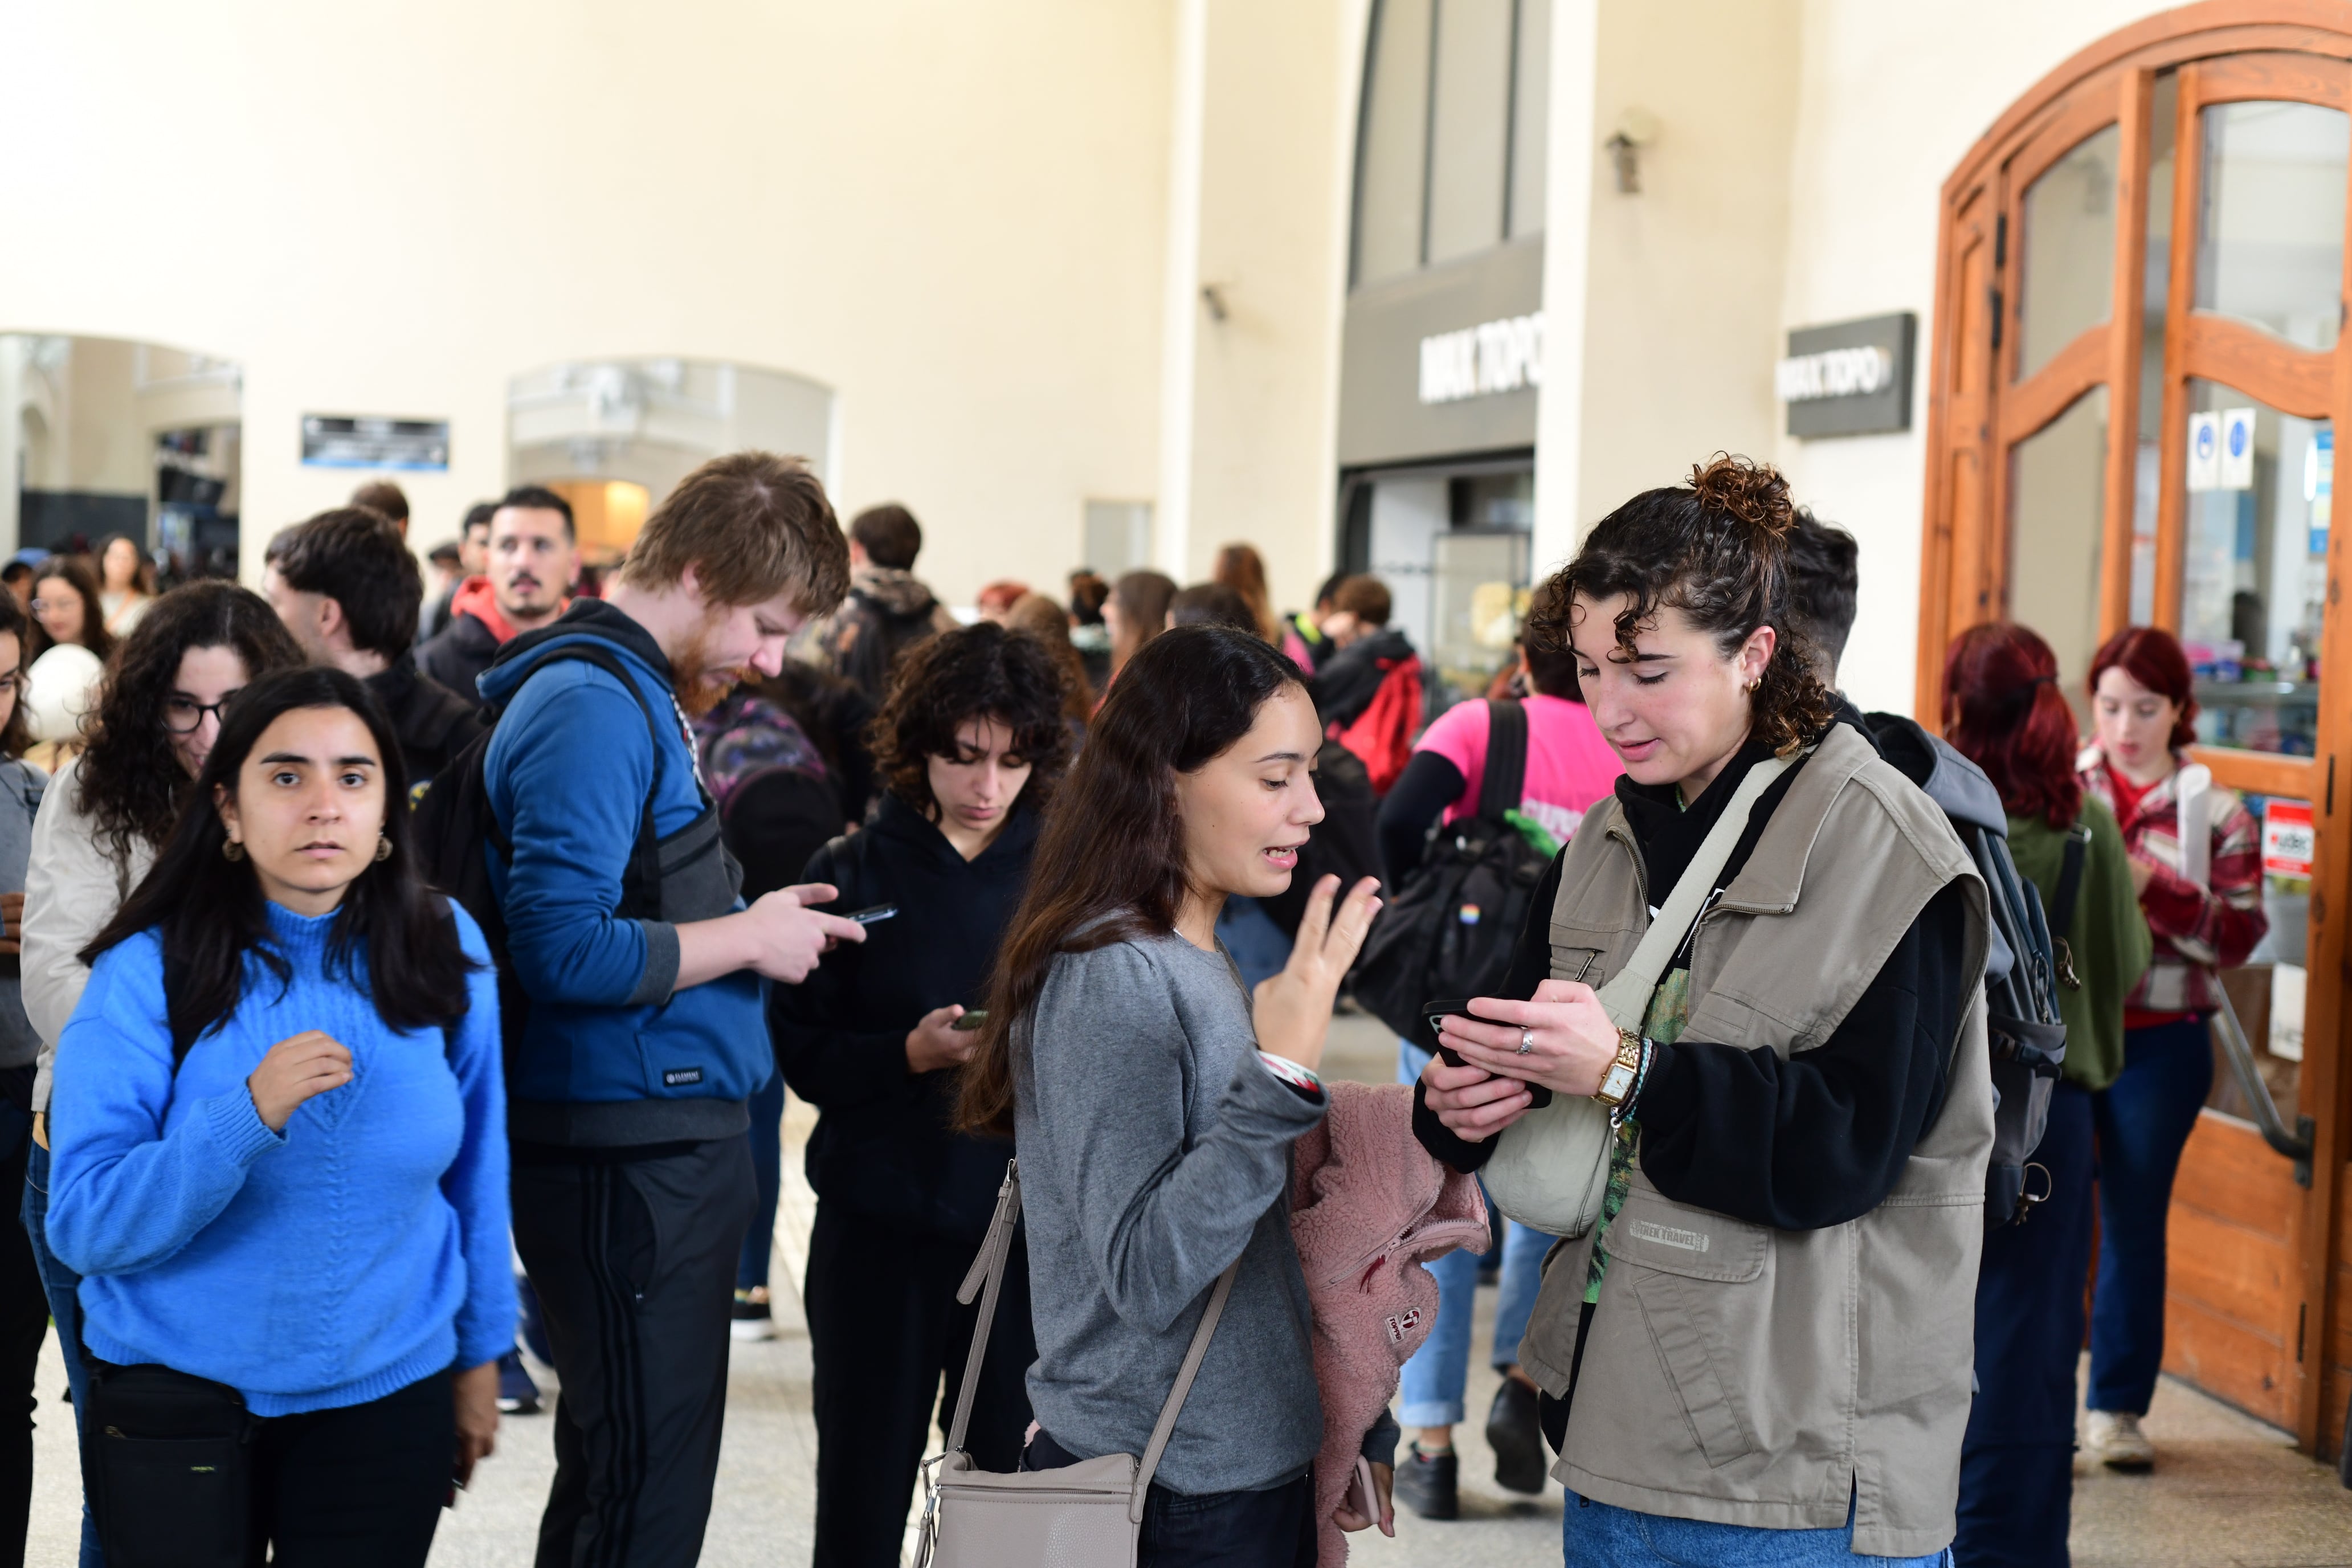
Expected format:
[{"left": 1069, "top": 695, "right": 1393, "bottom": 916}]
[{"left": 164, "top": 692, "right": 241, "bottom": 734}]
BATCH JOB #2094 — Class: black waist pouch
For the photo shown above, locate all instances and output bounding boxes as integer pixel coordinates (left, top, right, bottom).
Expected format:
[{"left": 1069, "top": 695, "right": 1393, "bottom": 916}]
[{"left": 83, "top": 1359, "right": 256, "bottom": 1568}]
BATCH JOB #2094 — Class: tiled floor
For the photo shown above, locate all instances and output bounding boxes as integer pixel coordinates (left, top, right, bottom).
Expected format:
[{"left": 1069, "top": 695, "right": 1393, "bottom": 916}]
[{"left": 25, "top": 1011, "right": 2352, "bottom": 1565}]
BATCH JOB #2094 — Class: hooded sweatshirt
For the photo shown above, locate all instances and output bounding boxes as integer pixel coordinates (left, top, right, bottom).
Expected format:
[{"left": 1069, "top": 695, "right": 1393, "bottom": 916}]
[
  {"left": 419, "top": 577, "right": 570, "bottom": 701},
  {"left": 478, "top": 599, "right": 765, "bottom": 1146},
  {"left": 811, "top": 565, "right": 957, "bottom": 703}
]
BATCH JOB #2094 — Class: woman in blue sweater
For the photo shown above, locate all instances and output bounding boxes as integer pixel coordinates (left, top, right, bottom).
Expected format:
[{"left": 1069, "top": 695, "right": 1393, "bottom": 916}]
[{"left": 46, "top": 667, "right": 512, "bottom": 1568}]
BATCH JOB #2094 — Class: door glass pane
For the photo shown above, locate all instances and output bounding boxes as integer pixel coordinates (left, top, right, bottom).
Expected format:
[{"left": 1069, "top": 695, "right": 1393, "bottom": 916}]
[
  {"left": 2008, "top": 385, "right": 2110, "bottom": 706},
  {"left": 2194, "top": 100, "right": 2349, "bottom": 351},
  {"left": 1427, "top": 0, "right": 1512, "bottom": 264},
  {"left": 2018, "top": 124, "right": 2120, "bottom": 381},
  {"left": 1355, "top": 0, "right": 1434, "bottom": 287},
  {"left": 2180, "top": 380, "right": 2328, "bottom": 754},
  {"left": 2131, "top": 72, "right": 2179, "bottom": 626},
  {"left": 2209, "top": 794, "right": 2308, "bottom": 1123}
]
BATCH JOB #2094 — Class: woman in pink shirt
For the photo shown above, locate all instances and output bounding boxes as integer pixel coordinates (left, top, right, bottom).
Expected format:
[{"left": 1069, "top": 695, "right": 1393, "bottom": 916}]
[{"left": 1373, "top": 586, "right": 1622, "bottom": 1520}]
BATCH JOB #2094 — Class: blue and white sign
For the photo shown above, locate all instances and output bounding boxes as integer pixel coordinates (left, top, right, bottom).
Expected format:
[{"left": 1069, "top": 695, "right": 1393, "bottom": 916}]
[
  {"left": 2219, "top": 407, "right": 2256, "bottom": 491},
  {"left": 2187, "top": 411, "right": 2220, "bottom": 491}
]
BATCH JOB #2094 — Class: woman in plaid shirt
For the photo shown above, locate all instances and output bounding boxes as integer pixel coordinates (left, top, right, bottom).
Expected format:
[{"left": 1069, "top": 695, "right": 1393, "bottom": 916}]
[{"left": 2077, "top": 626, "right": 2267, "bottom": 1472}]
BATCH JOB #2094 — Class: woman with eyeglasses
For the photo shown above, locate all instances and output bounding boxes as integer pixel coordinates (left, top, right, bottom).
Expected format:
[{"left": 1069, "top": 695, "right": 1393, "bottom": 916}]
[{"left": 19, "top": 581, "right": 303, "bottom": 1567}]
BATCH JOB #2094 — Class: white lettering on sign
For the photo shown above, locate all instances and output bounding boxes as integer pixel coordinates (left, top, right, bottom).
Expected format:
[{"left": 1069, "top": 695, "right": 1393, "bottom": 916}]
[
  {"left": 2263, "top": 799, "right": 2315, "bottom": 880},
  {"left": 1418, "top": 312, "right": 1546, "bottom": 405},
  {"left": 1774, "top": 345, "right": 1893, "bottom": 403}
]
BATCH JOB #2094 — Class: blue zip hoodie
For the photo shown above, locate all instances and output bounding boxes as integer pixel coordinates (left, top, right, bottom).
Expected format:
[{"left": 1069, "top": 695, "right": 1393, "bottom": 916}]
[{"left": 479, "top": 601, "right": 766, "bottom": 1146}]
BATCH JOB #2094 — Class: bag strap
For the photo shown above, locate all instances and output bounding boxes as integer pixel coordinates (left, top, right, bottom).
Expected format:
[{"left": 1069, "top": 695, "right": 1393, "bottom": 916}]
[
  {"left": 2049, "top": 822, "right": 2092, "bottom": 942},
  {"left": 944, "top": 1158, "right": 1242, "bottom": 1522},
  {"left": 1591, "top": 756, "right": 1791, "bottom": 1033},
  {"left": 1476, "top": 699, "right": 1530, "bottom": 827},
  {"left": 489, "top": 642, "right": 669, "bottom": 920}
]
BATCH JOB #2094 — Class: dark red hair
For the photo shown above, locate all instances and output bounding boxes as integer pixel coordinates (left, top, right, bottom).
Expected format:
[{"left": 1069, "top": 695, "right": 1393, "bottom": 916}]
[
  {"left": 2087, "top": 626, "right": 2198, "bottom": 751},
  {"left": 1943, "top": 622, "right": 2082, "bottom": 830}
]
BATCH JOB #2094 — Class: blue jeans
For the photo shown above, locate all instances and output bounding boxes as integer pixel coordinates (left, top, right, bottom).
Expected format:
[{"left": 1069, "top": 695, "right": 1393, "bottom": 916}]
[
  {"left": 1215, "top": 899, "right": 1292, "bottom": 993},
  {"left": 1564, "top": 1491, "right": 1951, "bottom": 1566},
  {"left": 1957, "top": 1082, "right": 2094, "bottom": 1568},
  {"left": 738, "top": 1068, "right": 786, "bottom": 1292},
  {"left": 24, "top": 1138, "right": 102, "bottom": 1566},
  {"left": 2089, "top": 1018, "right": 2212, "bottom": 1415},
  {"left": 1395, "top": 1039, "right": 1554, "bottom": 1428}
]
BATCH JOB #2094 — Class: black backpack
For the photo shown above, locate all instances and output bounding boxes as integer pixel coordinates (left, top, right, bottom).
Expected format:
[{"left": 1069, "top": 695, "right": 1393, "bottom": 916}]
[
  {"left": 1865, "top": 713, "right": 2079, "bottom": 1226},
  {"left": 1350, "top": 701, "right": 1551, "bottom": 1051},
  {"left": 410, "top": 641, "right": 671, "bottom": 1065}
]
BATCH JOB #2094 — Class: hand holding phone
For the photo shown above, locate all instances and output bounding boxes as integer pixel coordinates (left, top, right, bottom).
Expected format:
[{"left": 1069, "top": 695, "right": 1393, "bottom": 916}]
[
  {"left": 949, "top": 1008, "right": 989, "bottom": 1032},
  {"left": 1421, "top": 997, "right": 1553, "bottom": 1108}
]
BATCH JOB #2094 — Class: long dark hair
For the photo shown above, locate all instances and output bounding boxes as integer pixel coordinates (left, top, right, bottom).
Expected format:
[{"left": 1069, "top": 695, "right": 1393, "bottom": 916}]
[
  {"left": 1944, "top": 622, "right": 2082, "bottom": 830},
  {"left": 956, "top": 625, "right": 1302, "bottom": 1136},
  {"left": 35, "top": 557, "right": 115, "bottom": 663},
  {"left": 74, "top": 582, "right": 305, "bottom": 868},
  {"left": 1533, "top": 454, "right": 1835, "bottom": 756},
  {"left": 867, "top": 621, "right": 1075, "bottom": 818},
  {"left": 82, "top": 667, "right": 475, "bottom": 1059},
  {"left": 0, "top": 594, "right": 35, "bottom": 761}
]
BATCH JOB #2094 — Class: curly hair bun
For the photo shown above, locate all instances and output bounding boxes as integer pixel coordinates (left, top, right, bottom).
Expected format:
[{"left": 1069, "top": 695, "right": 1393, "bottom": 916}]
[{"left": 1688, "top": 454, "right": 1796, "bottom": 544}]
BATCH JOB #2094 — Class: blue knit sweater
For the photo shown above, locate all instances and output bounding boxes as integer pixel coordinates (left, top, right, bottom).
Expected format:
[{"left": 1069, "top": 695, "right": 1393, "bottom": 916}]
[{"left": 46, "top": 900, "right": 514, "bottom": 1416}]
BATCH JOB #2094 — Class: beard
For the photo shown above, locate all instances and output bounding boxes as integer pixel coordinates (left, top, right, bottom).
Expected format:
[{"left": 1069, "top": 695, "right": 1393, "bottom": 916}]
[{"left": 667, "top": 619, "right": 745, "bottom": 717}]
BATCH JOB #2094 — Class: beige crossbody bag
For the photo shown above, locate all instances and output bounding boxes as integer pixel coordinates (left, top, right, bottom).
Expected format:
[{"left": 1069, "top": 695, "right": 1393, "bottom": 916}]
[
  {"left": 1480, "top": 757, "right": 1790, "bottom": 1236},
  {"left": 912, "top": 1159, "right": 1240, "bottom": 1568}
]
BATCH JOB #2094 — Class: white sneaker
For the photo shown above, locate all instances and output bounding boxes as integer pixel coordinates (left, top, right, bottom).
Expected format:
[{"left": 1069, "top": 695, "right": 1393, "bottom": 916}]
[{"left": 2085, "top": 1409, "right": 2155, "bottom": 1470}]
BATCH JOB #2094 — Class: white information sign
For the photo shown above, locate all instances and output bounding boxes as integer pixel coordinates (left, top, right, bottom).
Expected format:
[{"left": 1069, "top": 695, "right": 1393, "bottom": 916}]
[{"left": 2187, "top": 411, "right": 2220, "bottom": 491}]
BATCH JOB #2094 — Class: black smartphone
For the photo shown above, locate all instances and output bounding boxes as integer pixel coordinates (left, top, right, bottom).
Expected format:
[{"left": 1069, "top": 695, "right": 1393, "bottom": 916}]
[
  {"left": 1420, "top": 997, "right": 1553, "bottom": 1108},
  {"left": 844, "top": 903, "right": 899, "bottom": 925},
  {"left": 950, "top": 1009, "right": 989, "bottom": 1032}
]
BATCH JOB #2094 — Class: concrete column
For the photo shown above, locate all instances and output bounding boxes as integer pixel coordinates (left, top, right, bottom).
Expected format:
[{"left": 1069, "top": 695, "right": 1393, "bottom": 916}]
[{"left": 1531, "top": 0, "right": 1602, "bottom": 579}]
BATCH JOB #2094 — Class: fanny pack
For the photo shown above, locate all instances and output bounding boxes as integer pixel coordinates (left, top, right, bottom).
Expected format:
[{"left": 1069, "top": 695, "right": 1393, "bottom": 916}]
[
  {"left": 82, "top": 1357, "right": 258, "bottom": 1568},
  {"left": 913, "top": 1159, "right": 1239, "bottom": 1568},
  {"left": 1481, "top": 757, "right": 1791, "bottom": 1235}
]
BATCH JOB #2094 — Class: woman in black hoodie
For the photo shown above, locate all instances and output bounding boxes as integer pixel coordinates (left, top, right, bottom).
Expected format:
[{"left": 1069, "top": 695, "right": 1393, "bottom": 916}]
[{"left": 772, "top": 620, "right": 1073, "bottom": 1568}]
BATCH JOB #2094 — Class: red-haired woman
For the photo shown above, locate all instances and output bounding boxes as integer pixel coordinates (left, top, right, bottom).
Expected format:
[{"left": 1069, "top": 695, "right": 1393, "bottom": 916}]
[
  {"left": 1945, "top": 622, "right": 2150, "bottom": 1564},
  {"left": 2077, "top": 626, "right": 2265, "bottom": 1471}
]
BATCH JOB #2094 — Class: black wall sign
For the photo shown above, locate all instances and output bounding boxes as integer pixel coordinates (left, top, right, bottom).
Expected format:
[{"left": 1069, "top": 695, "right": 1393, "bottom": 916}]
[
  {"left": 1777, "top": 313, "right": 1916, "bottom": 439},
  {"left": 300, "top": 415, "right": 451, "bottom": 471}
]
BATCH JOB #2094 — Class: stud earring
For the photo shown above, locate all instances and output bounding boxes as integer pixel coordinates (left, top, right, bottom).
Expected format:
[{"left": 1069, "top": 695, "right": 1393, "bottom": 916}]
[
  {"left": 373, "top": 836, "right": 393, "bottom": 864},
  {"left": 222, "top": 838, "right": 244, "bottom": 863}
]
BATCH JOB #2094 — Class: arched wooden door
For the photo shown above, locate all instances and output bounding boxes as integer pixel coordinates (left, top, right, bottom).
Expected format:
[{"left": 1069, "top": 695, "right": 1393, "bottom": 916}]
[{"left": 1921, "top": 3, "right": 2352, "bottom": 1460}]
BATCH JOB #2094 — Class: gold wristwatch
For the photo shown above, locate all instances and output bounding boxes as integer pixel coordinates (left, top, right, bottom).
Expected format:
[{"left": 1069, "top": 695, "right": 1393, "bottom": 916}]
[{"left": 1591, "top": 1028, "right": 1644, "bottom": 1110}]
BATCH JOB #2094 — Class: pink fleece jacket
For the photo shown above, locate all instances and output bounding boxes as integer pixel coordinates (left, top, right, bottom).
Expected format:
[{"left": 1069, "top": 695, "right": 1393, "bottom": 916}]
[{"left": 1289, "top": 1081, "right": 1488, "bottom": 1567}]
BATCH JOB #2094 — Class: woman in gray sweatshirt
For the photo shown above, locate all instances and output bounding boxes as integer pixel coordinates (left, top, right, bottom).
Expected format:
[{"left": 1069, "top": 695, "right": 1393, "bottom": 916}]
[{"left": 956, "top": 625, "right": 1386, "bottom": 1566}]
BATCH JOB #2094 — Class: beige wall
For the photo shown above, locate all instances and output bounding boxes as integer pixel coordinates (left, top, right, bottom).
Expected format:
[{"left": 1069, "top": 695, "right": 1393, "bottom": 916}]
[
  {"left": 0, "top": 1, "right": 1181, "bottom": 606},
  {"left": 1167, "top": 0, "right": 1361, "bottom": 610},
  {"left": 1778, "top": 0, "right": 2177, "bottom": 716}
]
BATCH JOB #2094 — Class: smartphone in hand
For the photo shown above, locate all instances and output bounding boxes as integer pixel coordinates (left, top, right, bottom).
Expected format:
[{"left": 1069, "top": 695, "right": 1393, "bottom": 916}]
[
  {"left": 1420, "top": 997, "right": 1553, "bottom": 1108},
  {"left": 950, "top": 1009, "right": 989, "bottom": 1032},
  {"left": 843, "top": 904, "right": 899, "bottom": 925}
]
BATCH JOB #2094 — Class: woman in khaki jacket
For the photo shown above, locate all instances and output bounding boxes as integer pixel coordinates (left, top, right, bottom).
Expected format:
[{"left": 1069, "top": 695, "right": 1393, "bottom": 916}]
[{"left": 1417, "top": 456, "right": 1992, "bottom": 1566}]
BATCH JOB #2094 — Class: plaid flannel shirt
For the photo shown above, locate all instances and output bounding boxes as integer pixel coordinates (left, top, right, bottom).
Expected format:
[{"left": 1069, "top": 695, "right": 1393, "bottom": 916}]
[{"left": 2078, "top": 747, "right": 2267, "bottom": 1015}]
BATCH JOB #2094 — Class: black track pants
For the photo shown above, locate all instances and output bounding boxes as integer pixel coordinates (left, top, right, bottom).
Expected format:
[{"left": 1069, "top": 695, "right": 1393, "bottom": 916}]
[{"left": 513, "top": 1137, "right": 755, "bottom": 1568}]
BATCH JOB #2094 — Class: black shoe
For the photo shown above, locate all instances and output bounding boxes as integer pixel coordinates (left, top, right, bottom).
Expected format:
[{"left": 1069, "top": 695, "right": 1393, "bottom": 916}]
[
  {"left": 1394, "top": 1443, "right": 1459, "bottom": 1520},
  {"left": 1486, "top": 1376, "right": 1546, "bottom": 1494}
]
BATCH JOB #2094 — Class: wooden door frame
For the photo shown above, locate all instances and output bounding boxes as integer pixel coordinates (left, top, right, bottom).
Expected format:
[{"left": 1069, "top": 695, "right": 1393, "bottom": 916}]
[{"left": 1918, "top": 0, "right": 2352, "bottom": 1459}]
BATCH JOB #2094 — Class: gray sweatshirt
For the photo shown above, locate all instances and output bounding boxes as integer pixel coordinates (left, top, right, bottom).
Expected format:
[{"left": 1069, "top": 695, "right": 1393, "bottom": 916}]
[
  {"left": 1015, "top": 929, "right": 1326, "bottom": 1496},
  {"left": 0, "top": 760, "right": 44, "bottom": 1073}
]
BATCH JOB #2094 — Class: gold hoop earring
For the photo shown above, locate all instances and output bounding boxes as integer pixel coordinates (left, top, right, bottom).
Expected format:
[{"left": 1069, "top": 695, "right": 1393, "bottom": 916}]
[
  {"left": 222, "top": 839, "right": 244, "bottom": 863},
  {"left": 1745, "top": 677, "right": 1762, "bottom": 692},
  {"left": 373, "top": 836, "right": 393, "bottom": 864}
]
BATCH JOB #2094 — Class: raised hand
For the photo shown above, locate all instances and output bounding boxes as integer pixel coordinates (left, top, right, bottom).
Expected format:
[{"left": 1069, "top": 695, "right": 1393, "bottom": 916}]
[
  {"left": 246, "top": 1030, "right": 354, "bottom": 1132},
  {"left": 1251, "top": 875, "right": 1381, "bottom": 1071}
]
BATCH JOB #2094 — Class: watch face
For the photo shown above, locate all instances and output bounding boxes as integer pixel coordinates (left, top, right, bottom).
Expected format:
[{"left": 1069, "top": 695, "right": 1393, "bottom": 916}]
[{"left": 1600, "top": 1063, "right": 1635, "bottom": 1100}]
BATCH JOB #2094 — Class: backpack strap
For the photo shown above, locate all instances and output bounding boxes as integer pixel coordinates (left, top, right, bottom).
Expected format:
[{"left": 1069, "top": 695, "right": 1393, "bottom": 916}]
[
  {"left": 2049, "top": 822, "right": 2092, "bottom": 942},
  {"left": 1478, "top": 699, "right": 1530, "bottom": 827},
  {"left": 485, "top": 641, "right": 671, "bottom": 921}
]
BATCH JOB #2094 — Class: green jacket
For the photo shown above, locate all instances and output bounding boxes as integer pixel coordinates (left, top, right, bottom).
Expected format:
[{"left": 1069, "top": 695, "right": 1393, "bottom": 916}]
[{"left": 2007, "top": 797, "right": 2151, "bottom": 1091}]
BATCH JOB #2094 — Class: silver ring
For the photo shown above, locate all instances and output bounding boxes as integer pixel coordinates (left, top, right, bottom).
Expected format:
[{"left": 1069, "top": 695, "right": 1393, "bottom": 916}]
[{"left": 1517, "top": 1028, "right": 1534, "bottom": 1055}]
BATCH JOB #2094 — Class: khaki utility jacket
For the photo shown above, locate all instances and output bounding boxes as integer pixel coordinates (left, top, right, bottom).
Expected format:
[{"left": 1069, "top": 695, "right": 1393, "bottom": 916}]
[{"left": 1518, "top": 722, "right": 1993, "bottom": 1558}]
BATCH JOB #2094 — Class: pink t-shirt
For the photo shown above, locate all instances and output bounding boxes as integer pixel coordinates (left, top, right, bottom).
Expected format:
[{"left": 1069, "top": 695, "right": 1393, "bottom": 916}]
[{"left": 1415, "top": 693, "right": 1622, "bottom": 847}]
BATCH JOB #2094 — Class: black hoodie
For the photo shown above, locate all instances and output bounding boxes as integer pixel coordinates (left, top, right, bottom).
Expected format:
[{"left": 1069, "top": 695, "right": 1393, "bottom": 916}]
[
  {"left": 770, "top": 792, "right": 1038, "bottom": 1238},
  {"left": 1313, "top": 626, "right": 1417, "bottom": 729}
]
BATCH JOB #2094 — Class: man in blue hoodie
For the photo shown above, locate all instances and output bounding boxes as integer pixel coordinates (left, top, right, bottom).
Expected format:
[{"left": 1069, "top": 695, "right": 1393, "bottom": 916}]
[{"left": 481, "top": 451, "right": 865, "bottom": 1567}]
